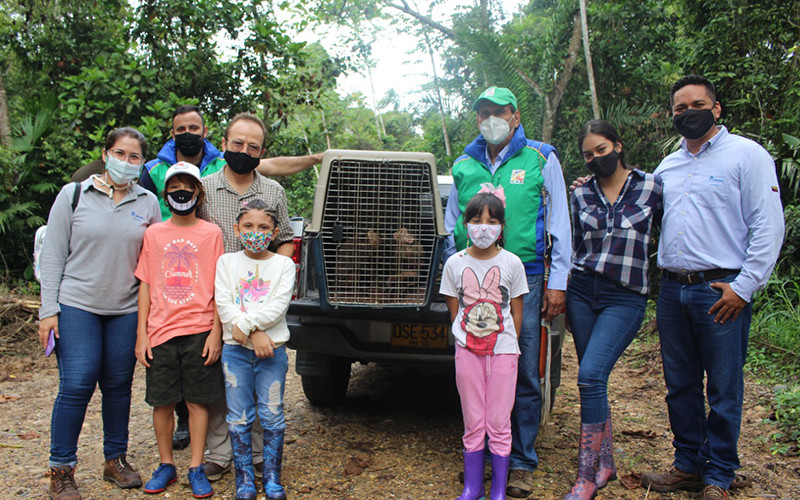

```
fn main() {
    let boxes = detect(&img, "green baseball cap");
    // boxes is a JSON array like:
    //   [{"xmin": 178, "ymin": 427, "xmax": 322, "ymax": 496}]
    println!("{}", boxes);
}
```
[{"xmin": 473, "ymin": 86, "xmax": 518, "ymax": 111}]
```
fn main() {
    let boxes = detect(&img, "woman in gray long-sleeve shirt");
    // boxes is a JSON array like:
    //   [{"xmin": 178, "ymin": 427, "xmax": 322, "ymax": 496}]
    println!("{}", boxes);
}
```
[{"xmin": 37, "ymin": 127, "xmax": 160, "ymax": 498}]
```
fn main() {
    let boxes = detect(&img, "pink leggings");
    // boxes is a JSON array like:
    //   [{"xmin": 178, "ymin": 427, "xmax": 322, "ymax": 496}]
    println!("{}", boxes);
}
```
[{"xmin": 455, "ymin": 344, "xmax": 519, "ymax": 456}]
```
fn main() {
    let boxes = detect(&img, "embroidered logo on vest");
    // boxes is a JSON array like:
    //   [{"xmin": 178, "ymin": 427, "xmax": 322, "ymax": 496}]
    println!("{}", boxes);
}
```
[{"xmin": 510, "ymin": 169, "xmax": 526, "ymax": 184}]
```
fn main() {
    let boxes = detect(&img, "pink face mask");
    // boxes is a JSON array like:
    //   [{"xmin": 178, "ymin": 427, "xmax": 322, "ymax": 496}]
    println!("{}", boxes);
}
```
[{"xmin": 467, "ymin": 224, "xmax": 501, "ymax": 249}]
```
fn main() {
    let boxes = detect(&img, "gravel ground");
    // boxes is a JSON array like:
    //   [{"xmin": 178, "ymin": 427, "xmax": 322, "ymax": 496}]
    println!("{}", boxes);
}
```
[{"xmin": 1, "ymin": 337, "xmax": 799, "ymax": 499}]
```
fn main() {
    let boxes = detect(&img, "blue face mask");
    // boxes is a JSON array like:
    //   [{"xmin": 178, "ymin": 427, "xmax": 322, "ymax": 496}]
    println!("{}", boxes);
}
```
[{"xmin": 105, "ymin": 155, "xmax": 140, "ymax": 184}]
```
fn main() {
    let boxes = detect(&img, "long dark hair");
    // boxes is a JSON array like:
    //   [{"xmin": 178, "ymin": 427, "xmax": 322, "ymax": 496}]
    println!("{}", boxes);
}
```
[
  {"xmin": 463, "ymin": 192, "xmax": 505, "ymax": 247},
  {"xmin": 577, "ymin": 120, "xmax": 626, "ymax": 168}
]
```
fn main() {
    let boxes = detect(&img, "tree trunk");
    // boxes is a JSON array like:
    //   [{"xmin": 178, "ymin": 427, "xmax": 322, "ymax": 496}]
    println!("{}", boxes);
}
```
[
  {"xmin": 0, "ymin": 71, "xmax": 11, "ymax": 148},
  {"xmin": 365, "ymin": 62, "xmax": 385, "ymax": 144},
  {"xmin": 541, "ymin": 12, "xmax": 583, "ymax": 143},
  {"xmin": 424, "ymin": 33, "xmax": 451, "ymax": 157},
  {"xmin": 320, "ymin": 108, "xmax": 332, "ymax": 150},
  {"xmin": 579, "ymin": 0, "xmax": 601, "ymax": 119}
]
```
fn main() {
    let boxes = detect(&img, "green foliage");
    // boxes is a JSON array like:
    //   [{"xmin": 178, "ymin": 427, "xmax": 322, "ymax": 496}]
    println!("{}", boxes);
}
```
[
  {"xmin": 0, "ymin": 94, "xmax": 61, "ymax": 276},
  {"xmin": 780, "ymin": 134, "xmax": 800, "ymax": 200},
  {"xmin": 769, "ymin": 385, "xmax": 800, "ymax": 456}
]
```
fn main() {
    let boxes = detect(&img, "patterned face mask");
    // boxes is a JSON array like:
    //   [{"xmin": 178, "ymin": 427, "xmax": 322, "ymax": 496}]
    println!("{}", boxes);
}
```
[
  {"xmin": 239, "ymin": 230, "xmax": 274, "ymax": 253},
  {"xmin": 467, "ymin": 223, "xmax": 502, "ymax": 249}
]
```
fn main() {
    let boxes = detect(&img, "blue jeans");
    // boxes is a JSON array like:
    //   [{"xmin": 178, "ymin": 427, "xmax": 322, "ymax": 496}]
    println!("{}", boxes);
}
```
[
  {"xmin": 566, "ymin": 271, "xmax": 647, "ymax": 423},
  {"xmin": 656, "ymin": 273, "xmax": 751, "ymax": 490},
  {"xmin": 50, "ymin": 304, "xmax": 138, "ymax": 467},
  {"xmin": 222, "ymin": 344, "xmax": 288, "ymax": 433},
  {"xmin": 509, "ymin": 274, "xmax": 544, "ymax": 471}
]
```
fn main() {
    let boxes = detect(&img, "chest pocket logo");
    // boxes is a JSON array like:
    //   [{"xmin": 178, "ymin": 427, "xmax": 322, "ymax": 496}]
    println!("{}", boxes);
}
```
[
  {"xmin": 696, "ymin": 174, "xmax": 729, "ymax": 209},
  {"xmin": 510, "ymin": 169, "xmax": 525, "ymax": 184}
]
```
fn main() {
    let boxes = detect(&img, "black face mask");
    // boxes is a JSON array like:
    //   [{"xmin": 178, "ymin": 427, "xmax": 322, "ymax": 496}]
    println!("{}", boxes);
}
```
[
  {"xmin": 586, "ymin": 150, "xmax": 620, "ymax": 178},
  {"xmin": 673, "ymin": 108, "xmax": 716, "ymax": 140},
  {"xmin": 174, "ymin": 132, "xmax": 204, "ymax": 157},
  {"xmin": 224, "ymin": 150, "xmax": 260, "ymax": 175},
  {"xmin": 166, "ymin": 189, "xmax": 197, "ymax": 215}
]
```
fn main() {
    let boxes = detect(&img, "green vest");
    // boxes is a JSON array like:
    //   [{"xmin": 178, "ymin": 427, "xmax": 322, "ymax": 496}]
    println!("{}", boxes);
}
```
[
  {"xmin": 150, "ymin": 157, "xmax": 226, "ymax": 220},
  {"xmin": 453, "ymin": 147, "xmax": 545, "ymax": 263}
]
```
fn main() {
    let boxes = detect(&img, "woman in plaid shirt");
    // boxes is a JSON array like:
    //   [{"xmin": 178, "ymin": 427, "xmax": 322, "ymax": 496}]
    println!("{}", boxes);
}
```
[{"xmin": 563, "ymin": 120, "xmax": 662, "ymax": 500}]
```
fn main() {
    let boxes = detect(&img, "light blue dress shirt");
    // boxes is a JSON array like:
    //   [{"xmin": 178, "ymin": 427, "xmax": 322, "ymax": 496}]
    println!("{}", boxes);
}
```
[
  {"xmin": 655, "ymin": 126, "xmax": 785, "ymax": 302},
  {"xmin": 444, "ymin": 147, "xmax": 571, "ymax": 291}
]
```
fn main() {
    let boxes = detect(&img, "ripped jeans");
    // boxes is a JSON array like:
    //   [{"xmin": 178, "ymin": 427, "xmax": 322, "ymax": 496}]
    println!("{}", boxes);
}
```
[{"xmin": 221, "ymin": 344, "xmax": 287, "ymax": 435}]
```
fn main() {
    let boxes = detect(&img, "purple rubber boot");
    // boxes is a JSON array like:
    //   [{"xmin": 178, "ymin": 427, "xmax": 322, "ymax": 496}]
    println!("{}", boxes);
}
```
[
  {"xmin": 489, "ymin": 453, "xmax": 510, "ymax": 500},
  {"xmin": 457, "ymin": 449, "xmax": 485, "ymax": 500}
]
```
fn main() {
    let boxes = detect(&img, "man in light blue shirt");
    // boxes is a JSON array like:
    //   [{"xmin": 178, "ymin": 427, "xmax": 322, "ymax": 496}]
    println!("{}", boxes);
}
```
[
  {"xmin": 642, "ymin": 75, "xmax": 784, "ymax": 500},
  {"xmin": 444, "ymin": 86, "xmax": 571, "ymax": 498}
]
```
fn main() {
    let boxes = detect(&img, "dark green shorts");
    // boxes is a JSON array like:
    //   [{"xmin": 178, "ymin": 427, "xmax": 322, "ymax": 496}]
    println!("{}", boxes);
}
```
[{"xmin": 145, "ymin": 331, "xmax": 225, "ymax": 407}]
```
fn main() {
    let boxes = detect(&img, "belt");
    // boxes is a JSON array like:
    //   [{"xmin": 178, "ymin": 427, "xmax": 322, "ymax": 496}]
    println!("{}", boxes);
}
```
[{"xmin": 663, "ymin": 268, "xmax": 739, "ymax": 285}]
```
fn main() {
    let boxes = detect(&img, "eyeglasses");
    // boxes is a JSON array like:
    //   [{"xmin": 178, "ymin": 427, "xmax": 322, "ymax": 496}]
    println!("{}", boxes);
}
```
[
  {"xmin": 108, "ymin": 148, "xmax": 143, "ymax": 165},
  {"xmin": 227, "ymin": 139, "xmax": 262, "ymax": 157}
]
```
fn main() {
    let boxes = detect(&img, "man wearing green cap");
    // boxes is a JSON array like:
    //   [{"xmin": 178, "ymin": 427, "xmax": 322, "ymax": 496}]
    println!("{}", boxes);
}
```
[{"xmin": 444, "ymin": 86, "xmax": 571, "ymax": 498}]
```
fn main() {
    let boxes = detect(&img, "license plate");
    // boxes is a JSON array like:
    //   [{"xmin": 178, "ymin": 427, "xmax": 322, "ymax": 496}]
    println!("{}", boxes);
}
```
[{"xmin": 391, "ymin": 323, "xmax": 449, "ymax": 348}]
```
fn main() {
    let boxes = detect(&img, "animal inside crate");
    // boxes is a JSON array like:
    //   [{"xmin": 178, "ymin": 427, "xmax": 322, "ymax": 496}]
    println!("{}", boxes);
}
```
[{"xmin": 305, "ymin": 150, "xmax": 449, "ymax": 310}]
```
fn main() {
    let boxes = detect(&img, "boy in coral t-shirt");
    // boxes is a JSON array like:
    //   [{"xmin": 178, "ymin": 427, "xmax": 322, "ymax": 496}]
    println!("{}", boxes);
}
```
[{"xmin": 134, "ymin": 162, "xmax": 225, "ymax": 498}]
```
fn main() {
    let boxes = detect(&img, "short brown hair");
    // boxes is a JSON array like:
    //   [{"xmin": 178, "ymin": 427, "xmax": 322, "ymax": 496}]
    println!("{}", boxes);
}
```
[{"xmin": 224, "ymin": 113, "xmax": 267, "ymax": 149}]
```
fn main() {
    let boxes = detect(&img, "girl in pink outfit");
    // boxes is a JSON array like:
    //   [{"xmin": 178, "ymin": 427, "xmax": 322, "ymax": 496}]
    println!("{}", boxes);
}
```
[{"xmin": 440, "ymin": 188, "xmax": 529, "ymax": 500}]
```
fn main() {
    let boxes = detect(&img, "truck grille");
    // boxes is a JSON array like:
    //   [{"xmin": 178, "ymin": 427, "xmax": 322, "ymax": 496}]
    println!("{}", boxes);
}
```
[{"xmin": 319, "ymin": 159, "xmax": 438, "ymax": 306}]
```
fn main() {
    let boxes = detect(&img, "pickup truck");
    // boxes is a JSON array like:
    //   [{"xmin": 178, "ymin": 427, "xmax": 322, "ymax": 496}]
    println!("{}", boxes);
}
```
[{"xmin": 286, "ymin": 149, "xmax": 564, "ymax": 416}]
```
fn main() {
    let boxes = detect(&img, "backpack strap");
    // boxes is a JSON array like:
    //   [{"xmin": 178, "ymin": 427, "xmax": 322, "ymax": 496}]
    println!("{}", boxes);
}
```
[{"xmin": 71, "ymin": 182, "xmax": 81, "ymax": 211}]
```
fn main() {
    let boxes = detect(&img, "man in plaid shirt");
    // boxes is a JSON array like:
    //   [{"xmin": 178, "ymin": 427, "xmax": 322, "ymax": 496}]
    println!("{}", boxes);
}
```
[{"xmin": 197, "ymin": 113, "xmax": 294, "ymax": 482}]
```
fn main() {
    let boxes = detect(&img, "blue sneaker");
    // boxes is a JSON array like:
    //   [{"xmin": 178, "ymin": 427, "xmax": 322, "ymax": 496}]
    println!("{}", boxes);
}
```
[
  {"xmin": 188, "ymin": 464, "xmax": 214, "ymax": 498},
  {"xmin": 144, "ymin": 463, "xmax": 177, "ymax": 494}
]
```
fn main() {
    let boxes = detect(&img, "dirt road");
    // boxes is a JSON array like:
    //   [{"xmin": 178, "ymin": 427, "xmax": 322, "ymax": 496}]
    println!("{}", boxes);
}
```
[{"xmin": 1, "ymin": 336, "xmax": 798, "ymax": 499}]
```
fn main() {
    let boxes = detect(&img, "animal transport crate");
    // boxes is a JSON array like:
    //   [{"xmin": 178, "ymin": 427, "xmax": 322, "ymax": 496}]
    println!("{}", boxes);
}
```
[{"xmin": 304, "ymin": 150, "xmax": 449, "ymax": 310}]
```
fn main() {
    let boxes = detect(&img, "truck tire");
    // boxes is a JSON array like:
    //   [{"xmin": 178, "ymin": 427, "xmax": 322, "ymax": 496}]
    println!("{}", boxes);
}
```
[{"xmin": 296, "ymin": 351, "xmax": 351, "ymax": 406}]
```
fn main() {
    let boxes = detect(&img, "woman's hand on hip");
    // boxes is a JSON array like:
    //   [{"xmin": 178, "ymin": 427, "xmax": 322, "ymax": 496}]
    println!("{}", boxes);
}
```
[{"xmin": 38, "ymin": 316, "xmax": 59, "ymax": 349}]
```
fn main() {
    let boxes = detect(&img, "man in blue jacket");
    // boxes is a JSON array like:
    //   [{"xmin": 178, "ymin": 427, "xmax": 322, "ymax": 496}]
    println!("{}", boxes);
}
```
[{"xmin": 444, "ymin": 86, "xmax": 571, "ymax": 498}]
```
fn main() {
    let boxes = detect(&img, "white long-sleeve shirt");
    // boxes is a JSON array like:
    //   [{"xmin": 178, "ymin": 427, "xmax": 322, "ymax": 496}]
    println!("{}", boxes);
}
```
[{"xmin": 214, "ymin": 251, "xmax": 295, "ymax": 348}]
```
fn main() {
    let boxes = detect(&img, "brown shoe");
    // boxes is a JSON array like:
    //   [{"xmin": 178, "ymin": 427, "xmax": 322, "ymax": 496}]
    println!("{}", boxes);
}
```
[
  {"xmin": 506, "ymin": 469, "xmax": 533, "ymax": 498},
  {"xmin": 702, "ymin": 484, "xmax": 730, "ymax": 499},
  {"xmin": 49, "ymin": 465, "xmax": 81, "ymax": 500},
  {"xmin": 102, "ymin": 454, "xmax": 142, "ymax": 489},
  {"xmin": 203, "ymin": 461, "xmax": 231, "ymax": 482},
  {"xmin": 641, "ymin": 466, "xmax": 703, "ymax": 492}
]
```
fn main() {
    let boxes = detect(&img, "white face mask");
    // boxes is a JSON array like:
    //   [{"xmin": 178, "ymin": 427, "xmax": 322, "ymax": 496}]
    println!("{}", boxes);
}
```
[
  {"xmin": 467, "ymin": 223, "xmax": 502, "ymax": 249},
  {"xmin": 105, "ymin": 155, "xmax": 140, "ymax": 184},
  {"xmin": 479, "ymin": 115, "xmax": 512, "ymax": 145}
]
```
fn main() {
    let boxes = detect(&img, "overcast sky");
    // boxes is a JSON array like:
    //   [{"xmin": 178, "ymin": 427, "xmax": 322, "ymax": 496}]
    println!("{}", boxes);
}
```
[{"xmin": 287, "ymin": 0, "xmax": 527, "ymax": 110}]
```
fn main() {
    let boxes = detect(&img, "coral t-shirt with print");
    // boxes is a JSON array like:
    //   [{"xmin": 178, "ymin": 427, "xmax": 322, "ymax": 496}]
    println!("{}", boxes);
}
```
[
  {"xmin": 135, "ymin": 218, "xmax": 224, "ymax": 348},
  {"xmin": 440, "ymin": 248, "xmax": 529, "ymax": 355}
]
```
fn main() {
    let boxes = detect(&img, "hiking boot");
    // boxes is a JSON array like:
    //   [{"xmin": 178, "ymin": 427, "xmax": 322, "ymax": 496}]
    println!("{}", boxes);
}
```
[
  {"xmin": 49, "ymin": 465, "xmax": 81, "ymax": 500},
  {"xmin": 507, "ymin": 469, "xmax": 534, "ymax": 498},
  {"xmin": 172, "ymin": 425, "xmax": 190, "ymax": 450},
  {"xmin": 702, "ymin": 485, "xmax": 730, "ymax": 499},
  {"xmin": 102, "ymin": 453, "xmax": 142, "ymax": 489},
  {"xmin": 641, "ymin": 466, "xmax": 703, "ymax": 492},
  {"xmin": 203, "ymin": 461, "xmax": 231, "ymax": 482}
]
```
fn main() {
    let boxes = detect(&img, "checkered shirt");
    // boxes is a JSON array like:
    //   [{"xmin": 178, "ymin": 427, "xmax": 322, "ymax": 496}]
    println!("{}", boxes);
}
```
[
  {"xmin": 198, "ymin": 169, "xmax": 293, "ymax": 253},
  {"xmin": 570, "ymin": 169, "xmax": 662, "ymax": 295}
]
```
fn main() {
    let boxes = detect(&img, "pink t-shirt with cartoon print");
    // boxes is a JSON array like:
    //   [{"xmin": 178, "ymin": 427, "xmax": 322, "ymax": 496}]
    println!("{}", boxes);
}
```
[
  {"xmin": 440, "ymin": 248, "xmax": 529, "ymax": 355},
  {"xmin": 135, "ymin": 218, "xmax": 224, "ymax": 348}
]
